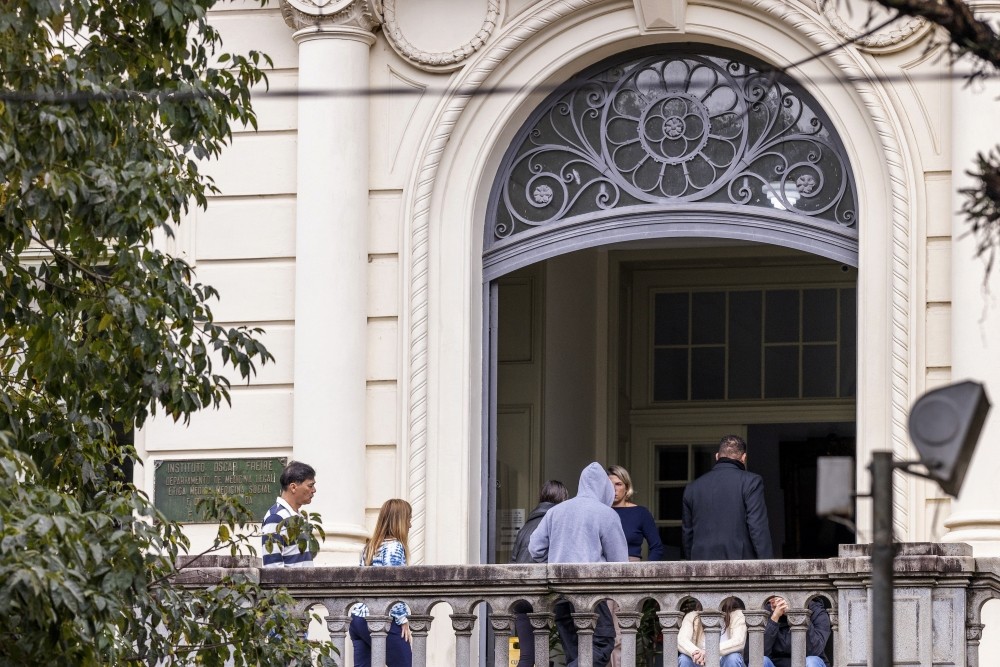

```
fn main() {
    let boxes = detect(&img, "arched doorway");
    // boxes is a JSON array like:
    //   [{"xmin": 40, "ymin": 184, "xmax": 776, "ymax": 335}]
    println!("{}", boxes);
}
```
[{"xmin": 484, "ymin": 45, "xmax": 858, "ymax": 562}]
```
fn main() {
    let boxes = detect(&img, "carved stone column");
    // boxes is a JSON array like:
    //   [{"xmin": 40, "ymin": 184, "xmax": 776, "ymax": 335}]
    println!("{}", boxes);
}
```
[
  {"xmin": 967, "ymin": 622, "xmax": 984, "ymax": 667},
  {"xmin": 743, "ymin": 610, "xmax": 769, "ymax": 667},
  {"xmin": 407, "ymin": 614, "xmax": 434, "ymax": 667},
  {"xmin": 280, "ymin": 0, "xmax": 380, "ymax": 562},
  {"xmin": 490, "ymin": 613, "xmax": 514, "ymax": 667},
  {"xmin": 657, "ymin": 611, "xmax": 685, "ymax": 666},
  {"xmin": 450, "ymin": 613, "xmax": 477, "ymax": 667},
  {"xmin": 323, "ymin": 613, "xmax": 350, "ymax": 659},
  {"xmin": 944, "ymin": 0, "xmax": 1000, "ymax": 557},
  {"xmin": 528, "ymin": 611, "xmax": 554, "ymax": 667},
  {"xmin": 787, "ymin": 609, "xmax": 810, "ymax": 667},
  {"xmin": 571, "ymin": 611, "xmax": 597, "ymax": 666},
  {"xmin": 699, "ymin": 610, "xmax": 723, "ymax": 667},
  {"xmin": 615, "ymin": 610, "xmax": 642, "ymax": 667},
  {"xmin": 364, "ymin": 614, "xmax": 391, "ymax": 667},
  {"xmin": 828, "ymin": 608, "xmax": 838, "ymax": 667}
]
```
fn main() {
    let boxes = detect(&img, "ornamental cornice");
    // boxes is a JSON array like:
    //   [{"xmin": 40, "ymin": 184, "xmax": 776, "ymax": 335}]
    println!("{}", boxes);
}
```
[
  {"xmin": 280, "ymin": 0, "xmax": 381, "ymax": 34},
  {"xmin": 819, "ymin": 0, "xmax": 930, "ymax": 53},
  {"xmin": 381, "ymin": 0, "xmax": 501, "ymax": 72}
]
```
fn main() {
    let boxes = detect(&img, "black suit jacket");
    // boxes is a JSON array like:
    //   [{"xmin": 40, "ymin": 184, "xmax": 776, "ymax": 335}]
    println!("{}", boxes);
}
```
[{"xmin": 681, "ymin": 458, "xmax": 774, "ymax": 560}]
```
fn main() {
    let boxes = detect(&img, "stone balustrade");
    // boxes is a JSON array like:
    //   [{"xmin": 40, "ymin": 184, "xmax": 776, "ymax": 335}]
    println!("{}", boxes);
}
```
[{"xmin": 176, "ymin": 543, "xmax": 1000, "ymax": 667}]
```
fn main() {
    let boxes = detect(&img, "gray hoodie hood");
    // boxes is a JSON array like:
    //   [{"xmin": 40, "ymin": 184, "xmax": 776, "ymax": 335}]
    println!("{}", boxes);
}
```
[
  {"xmin": 578, "ymin": 461, "xmax": 614, "ymax": 507},
  {"xmin": 527, "ymin": 461, "xmax": 628, "ymax": 564}
]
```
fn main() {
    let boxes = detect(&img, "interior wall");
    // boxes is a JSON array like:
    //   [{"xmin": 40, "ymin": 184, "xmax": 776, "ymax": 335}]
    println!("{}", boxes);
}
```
[{"xmin": 543, "ymin": 250, "xmax": 601, "ymax": 493}]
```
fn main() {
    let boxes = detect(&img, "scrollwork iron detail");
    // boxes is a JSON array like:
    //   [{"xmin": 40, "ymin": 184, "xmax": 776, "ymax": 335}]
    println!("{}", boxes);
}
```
[{"xmin": 491, "ymin": 49, "xmax": 857, "ymax": 245}]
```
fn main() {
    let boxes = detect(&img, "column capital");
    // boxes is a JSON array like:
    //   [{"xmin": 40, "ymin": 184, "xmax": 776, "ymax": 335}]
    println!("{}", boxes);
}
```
[
  {"xmin": 281, "ymin": 0, "xmax": 381, "ymax": 40},
  {"xmin": 450, "ymin": 612, "xmax": 477, "ymax": 635},
  {"xmin": 406, "ymin": 614, "xmax": 434, "ymax": 636}
]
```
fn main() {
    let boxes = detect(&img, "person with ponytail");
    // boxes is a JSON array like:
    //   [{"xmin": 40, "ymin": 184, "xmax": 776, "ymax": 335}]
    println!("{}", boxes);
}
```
[{"xmin": 349, "ymin": 499, "xmax": 413, "ymax": 667}]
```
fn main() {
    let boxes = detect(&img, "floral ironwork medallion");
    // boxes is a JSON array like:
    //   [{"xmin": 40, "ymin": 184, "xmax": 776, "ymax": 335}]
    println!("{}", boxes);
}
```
[{"xmin": 491, "ymin": 48, "xmax": 857, "ymax": 246}]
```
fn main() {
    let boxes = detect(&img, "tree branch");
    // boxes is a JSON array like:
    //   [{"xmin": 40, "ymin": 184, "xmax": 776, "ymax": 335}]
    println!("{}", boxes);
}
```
[{"xmin": 874, "ymin": 0, "xmax": 1000, "ymax": 68}]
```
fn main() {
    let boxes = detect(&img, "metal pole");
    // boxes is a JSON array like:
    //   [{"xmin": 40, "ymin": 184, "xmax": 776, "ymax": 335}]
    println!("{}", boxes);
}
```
[{"xmin": 871, "ymin": 452, "xmax": 895, "ymax": 667}]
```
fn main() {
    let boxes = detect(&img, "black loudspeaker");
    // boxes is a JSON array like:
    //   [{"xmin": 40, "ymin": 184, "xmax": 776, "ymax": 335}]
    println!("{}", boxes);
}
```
[{"xmin": 908, "ymin": 381, "xmax": 991, "ymax": 497}]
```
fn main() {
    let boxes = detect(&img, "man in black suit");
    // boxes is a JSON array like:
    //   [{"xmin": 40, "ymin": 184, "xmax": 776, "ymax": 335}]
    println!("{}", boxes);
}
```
[{"xmin": 682, "ymin": 434, "xmax": 774, "ymax": 560}]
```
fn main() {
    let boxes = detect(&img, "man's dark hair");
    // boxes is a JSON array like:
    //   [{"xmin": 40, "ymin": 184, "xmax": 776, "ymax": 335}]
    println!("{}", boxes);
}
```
[
  {"xmin": 280, "ymin": 461, "xmax": 316, "ymax": 490},
  {"xmin": 718, "ymin": 434, "xmax": 747, "ymax": 459},
  {"xmin": 539, "ymin": 479, "xmax": 569, "ymax": 504}
]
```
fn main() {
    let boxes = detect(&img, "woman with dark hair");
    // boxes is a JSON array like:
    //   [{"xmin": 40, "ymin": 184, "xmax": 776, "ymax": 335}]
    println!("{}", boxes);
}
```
[
  {"xmin": 349, "ymin": 499, "xmax": 413, "ymax": 667},
  {"xmin": 509, "ymin": 480, "xmax": 569, "ymax": 667},
  {"xmin": 511, "ymin": 480, "xmax": 569, "ymax": 563},
  {"xmin": 677, "ymin": 597, "xmax": 747, "ymax": 667}
]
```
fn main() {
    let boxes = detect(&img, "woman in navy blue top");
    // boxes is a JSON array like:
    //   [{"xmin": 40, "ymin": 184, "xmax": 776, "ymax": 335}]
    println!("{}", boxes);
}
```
[{"xmin": 607, "ymin": 465, "xmax": 664, "ymax": 561}]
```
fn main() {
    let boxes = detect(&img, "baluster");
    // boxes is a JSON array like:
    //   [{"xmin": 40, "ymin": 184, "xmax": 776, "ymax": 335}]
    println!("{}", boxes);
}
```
[
  {"xmin": 528, "ymin": 611, "xmax": 553, "ymax": 667},
  {"xmin": 365, "ymin": 614, "xmax": 391, "ymax": 667},
  {"xmin": 827, "ymin": 608, "xmax": 839, "ymax": 667},
  {"xmin": 616, "ymin": 610, "xmax": 641, "ymax": 667},
  {"xmin": 700, "ymin": 610, "xmax": 723, "ymax": 667},
  {"xmin": 743, "ymin": 610, "xmax": 769, "ymax": 667},
  {"xmin": 967, "ymin": 623, "xmax": 984, "ymax": 667},
  {"xmin": 657, "ymin": 611, "xmax": 685, "ymax": 667},
  {"xmin": 491, "ymin": 613, "xmax": 514, "ymax": 667},
  {"xmin": 451, "ymin": 612, "xmax": 478, "ymax": 667},
  {"xmin": 324, "ymin": 614, "xmax": 349, "ymax": 661},
  {"xmin": 787, "ymin": 608, "xmax": 810, "ymax": 667},
  {"xmin": 572, "ymin": 610, "xmax": 597, "ymax": 667},
  {"xmin": 408, "ymin": 614, "xmax": 433, "ymax": 667}
]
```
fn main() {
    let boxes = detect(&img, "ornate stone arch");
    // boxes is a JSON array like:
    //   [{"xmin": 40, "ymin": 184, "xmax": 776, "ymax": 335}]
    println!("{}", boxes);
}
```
[{"xmin": 402, "ymin": 0, "xmax": 915, "ymax": 562}]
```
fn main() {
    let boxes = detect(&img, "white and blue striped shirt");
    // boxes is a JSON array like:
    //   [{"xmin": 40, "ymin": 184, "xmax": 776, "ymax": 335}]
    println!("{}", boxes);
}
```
[{"xmin": 261, "ymin": 497, "xmax": 314, "ymax": 567}]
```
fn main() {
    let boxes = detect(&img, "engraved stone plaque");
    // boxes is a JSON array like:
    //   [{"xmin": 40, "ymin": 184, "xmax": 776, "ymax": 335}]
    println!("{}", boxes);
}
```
[{"xmin": 153, "ymin": 457, "xmax": 287, "ymax": 523}]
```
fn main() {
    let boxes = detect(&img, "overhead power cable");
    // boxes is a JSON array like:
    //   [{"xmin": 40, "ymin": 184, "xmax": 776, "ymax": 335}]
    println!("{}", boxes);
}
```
[{"xmin": 0, "ymin": 11, "xmax": 995, "ymax": 105}]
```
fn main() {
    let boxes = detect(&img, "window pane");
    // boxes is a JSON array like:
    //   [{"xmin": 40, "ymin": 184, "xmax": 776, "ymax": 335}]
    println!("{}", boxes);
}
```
[
  {"xmin": 653, "ymin": 348, "xmax": 688, "ymax": 401},
  {"xmin": 728, "ymin": 290, "xmax": 762, "ymax": 399},
  {"xmin": 691, "ymin": 292, "xmax": 725, "ymax": 344},
  {"xmin": 803, "ymin": 289, "xmax": 837, "ymax": 342},
  {"xmin": 840, "ymin": 288, "xmax": 857, "ymax": 397},
  {"xmin": 691, "ymin": 347, "xmax": 725, "ymax": 400},
  {"xmin": 693, "ymin": 445, "xmax": 717, "ymax": 477},
  {"xmin": 657, "ymin": 487, "xmax": 684, "ymax": 521},
  {"xmin": 765, "ymin": 290, "xmax": 799, "ymax": 343},
  {"xmin": 803, "ymin": 345, "xmax": 837, "ymax": 397},
  {"xmin": 655, "ymin": 292, "xmax": 689, "ymax": 345},
  {"xmin": 657, "ymin": 447, "xmax": 688, "ymax": 481},
  {"xmin": 765, "ymin": 346, "xmax": 799, "ymax": 398}
]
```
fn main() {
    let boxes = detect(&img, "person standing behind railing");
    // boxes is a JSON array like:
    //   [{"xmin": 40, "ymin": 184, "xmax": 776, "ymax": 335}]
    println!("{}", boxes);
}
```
[
  {"xmin": 607, "ymin": 464, "xmax": 663, "ymax": 667},
  {"xmin": 349, "ymin": 499, "xmax": 413, "ymax": 667},
  {"xmin": 677, "ymin": 597, "xmax": 746, "ymax": 667},
  {"xmin": 681, "ymin": 435, "xmax": 773, "ymax": 561},
  {"xmin": 608, "ymin": 465, "xmax": 663, "ymax": 561},
  {"xmin": 509, "ymin": 480, "xmax": 570, "ymax": 667},
  {"xmin": 529, "ymin": 462, "xmax": 629, "ymax": 667}
]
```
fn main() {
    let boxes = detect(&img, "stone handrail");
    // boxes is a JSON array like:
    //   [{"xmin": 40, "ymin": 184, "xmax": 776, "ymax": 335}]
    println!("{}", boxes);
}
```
[{"xmin": 176, "ymin": 543, "xmax": 1000, "ymax": 667}]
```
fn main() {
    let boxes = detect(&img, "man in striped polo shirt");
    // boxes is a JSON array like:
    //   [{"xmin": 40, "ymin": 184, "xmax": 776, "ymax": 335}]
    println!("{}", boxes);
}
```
[{"xmin": 261, "ymin": 461, "xmax": 318, "ymax": 567}]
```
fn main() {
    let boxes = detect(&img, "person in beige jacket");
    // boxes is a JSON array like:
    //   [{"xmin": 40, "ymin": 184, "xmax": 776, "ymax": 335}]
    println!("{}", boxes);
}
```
[{"xmin": 677, "ymin": 597, "xmax": 746, "ymax": 667}]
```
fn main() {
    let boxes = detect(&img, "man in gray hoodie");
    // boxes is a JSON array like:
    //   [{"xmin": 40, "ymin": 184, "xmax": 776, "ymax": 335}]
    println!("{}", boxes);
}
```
[{"xmin": 529, "ymin": 462, "xmax": 629, "ymax": 667}]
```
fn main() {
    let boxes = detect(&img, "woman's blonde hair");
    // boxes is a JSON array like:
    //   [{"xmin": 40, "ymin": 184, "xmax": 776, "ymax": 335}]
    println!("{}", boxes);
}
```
[
  {"xmin": 363, "ymin": 498, "xmax": 412, "ymax": 565},
  {"xmin": 606, "ymin": 464, "xmax": 634, "ymax": 502}
]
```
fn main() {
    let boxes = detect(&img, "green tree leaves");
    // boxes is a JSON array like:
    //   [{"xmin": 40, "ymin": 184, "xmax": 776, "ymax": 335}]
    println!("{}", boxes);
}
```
[{"xmin": 0, "ymin": 1, "xmax": 332, "ymax": 664}]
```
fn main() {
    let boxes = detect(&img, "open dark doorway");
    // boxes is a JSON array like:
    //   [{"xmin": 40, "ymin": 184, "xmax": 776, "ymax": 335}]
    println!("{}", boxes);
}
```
[{"xmin": 747, "ymin": 423, "xmax": 856, "ymax": 559}]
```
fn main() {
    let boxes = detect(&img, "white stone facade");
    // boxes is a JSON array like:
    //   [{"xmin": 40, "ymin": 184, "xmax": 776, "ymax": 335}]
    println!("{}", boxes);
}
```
[{"xmin": 137, "ymin": 0, "xmax": 1000, "ymax": 659}]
